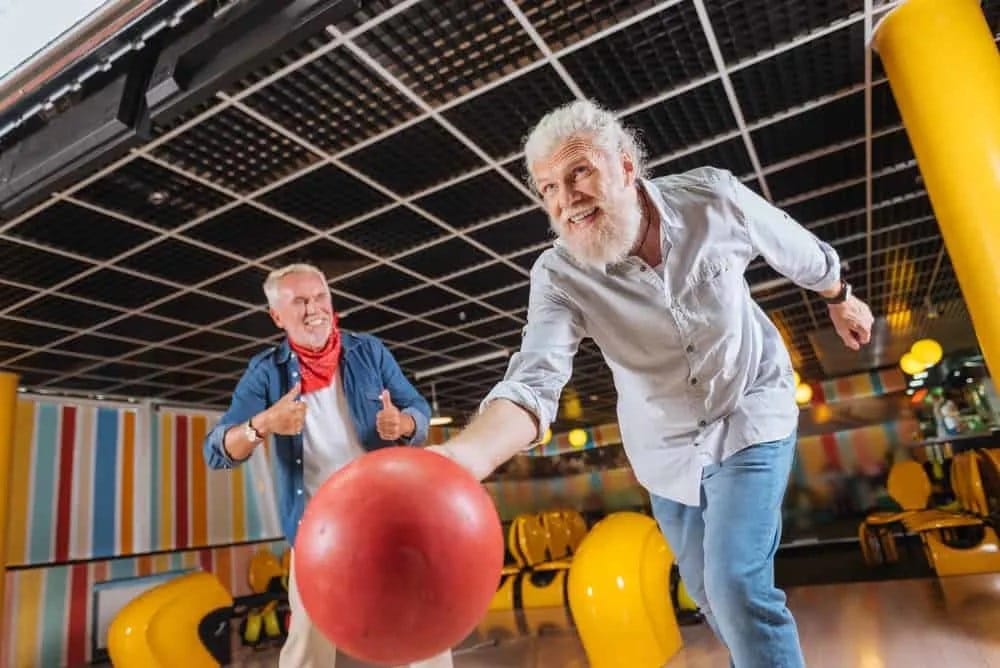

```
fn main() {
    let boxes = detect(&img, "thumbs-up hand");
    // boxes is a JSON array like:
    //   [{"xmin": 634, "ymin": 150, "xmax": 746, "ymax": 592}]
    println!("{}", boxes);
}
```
[
  {"xmin": 375, "ymin": 390, "xmax": 414, "ymax": 441},
  {"xmin": 259, "ymin": 382, "xmax": 306, "ymax": 436}
]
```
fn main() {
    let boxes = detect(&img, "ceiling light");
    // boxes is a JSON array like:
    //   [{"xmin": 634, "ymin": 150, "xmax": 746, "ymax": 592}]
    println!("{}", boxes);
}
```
[{"xmin": 413, "ymin": 349, "xmax": 510, "ymax": 380}]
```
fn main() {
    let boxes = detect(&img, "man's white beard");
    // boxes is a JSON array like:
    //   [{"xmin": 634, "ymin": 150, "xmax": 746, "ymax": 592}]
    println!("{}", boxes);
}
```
[{"xmin": 553, "ymin": 189, "xmax": 643, "ymax": 269}]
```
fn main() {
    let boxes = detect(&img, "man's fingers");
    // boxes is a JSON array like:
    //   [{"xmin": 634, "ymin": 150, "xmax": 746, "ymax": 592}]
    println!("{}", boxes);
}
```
[{"xmin": 380, "ymin": 389, "xmax": 394, "ymax": 411}]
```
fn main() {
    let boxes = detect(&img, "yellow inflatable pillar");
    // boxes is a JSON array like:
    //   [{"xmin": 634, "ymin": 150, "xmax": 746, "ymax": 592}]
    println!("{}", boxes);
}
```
[
  {"xmin": 0, "ymin": 371, "xmax": 19, "ymax": 634},
  {"xmin": 872, "ymin": 0, "xmax": 1000, "ymax": 374},
  {"xmin": 567, "ymin": 512, "xmax": 682, "ymax": 668}
]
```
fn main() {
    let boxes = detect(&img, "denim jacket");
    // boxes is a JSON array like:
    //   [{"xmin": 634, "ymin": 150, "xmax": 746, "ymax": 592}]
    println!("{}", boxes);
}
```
[{"xmin": 203, "ymin": 331, "xmax": 431, "ymax": 545}]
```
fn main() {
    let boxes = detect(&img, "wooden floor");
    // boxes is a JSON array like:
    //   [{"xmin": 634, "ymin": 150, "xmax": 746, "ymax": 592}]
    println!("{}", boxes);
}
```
[{"xmin": 233, "ymin": 573, "xmax": 1000, "ymax": 667}]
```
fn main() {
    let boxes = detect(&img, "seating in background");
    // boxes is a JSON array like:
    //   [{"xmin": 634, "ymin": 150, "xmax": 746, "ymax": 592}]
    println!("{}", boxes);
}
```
[{"xmin": 859, "ymin": 448, "xmax": 1000, "ymax": 576}]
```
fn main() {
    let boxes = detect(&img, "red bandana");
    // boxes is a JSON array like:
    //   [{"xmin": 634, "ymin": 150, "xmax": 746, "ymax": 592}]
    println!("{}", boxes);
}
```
[{"xmin": 288, "ymin": 314, "xmax": 342, "ymax": 394}]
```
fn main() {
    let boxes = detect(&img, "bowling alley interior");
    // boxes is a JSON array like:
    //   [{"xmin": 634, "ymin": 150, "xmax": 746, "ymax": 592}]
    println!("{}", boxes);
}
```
[{"xmin": 2, "ymin": 0, "xmax": 1000, "ymax": 666}]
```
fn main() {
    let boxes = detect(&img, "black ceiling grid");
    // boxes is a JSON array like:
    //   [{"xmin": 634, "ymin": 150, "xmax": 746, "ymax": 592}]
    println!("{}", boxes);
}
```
[{"xmin": 0, "ymin": 0, "xmax": 984, "ymax": 430}]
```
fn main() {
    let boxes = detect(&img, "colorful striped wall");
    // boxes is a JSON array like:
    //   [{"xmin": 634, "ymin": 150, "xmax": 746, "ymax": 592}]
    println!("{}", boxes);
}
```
[
  {"xmin": 429, "ymin": 422, "xmax": 622, "ymax": 458},
  {"xmin": 6, "ymin": 398, "xmax": 282, "ymax": 567},
  {"xmin": 790, "ymin": 418, "xmax": 920, "ymax": 499},
  {"xmin": 1, "ymin": 540, "xmax": 285, "ymax": 668},
  {"xmin": 484, "ymin": 467, "xmax": 646, "ymax": 521},
  {"xmin": 478, "ymin": 419, "xmax": 920, "ymax": 522},
  {"xmin": 804, "ymin": 367, "xmax": 907, "ymax": 404}
]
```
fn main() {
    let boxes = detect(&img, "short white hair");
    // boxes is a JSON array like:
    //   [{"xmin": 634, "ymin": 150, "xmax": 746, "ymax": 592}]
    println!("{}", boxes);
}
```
[
  {"xmin": 522, "ymin": 99, "xmax": 648, "ymax": 191},
  {"xmin": 263, "ymin": 262, "xmax": 327, "ymax": 308}
]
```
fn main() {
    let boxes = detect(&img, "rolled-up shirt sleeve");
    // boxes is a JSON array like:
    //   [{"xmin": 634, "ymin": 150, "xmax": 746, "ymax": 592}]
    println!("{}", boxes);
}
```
[
  {"xmin": 728, "ymin": 172, "xmax": 841, "ymax": 292},
  {"xmin": 480, "ymin": 255, "xmax": 585, "ymax": 444}
]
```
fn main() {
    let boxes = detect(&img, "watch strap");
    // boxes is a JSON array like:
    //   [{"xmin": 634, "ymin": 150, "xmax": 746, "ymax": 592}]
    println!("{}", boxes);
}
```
[
  {"xmin": 824, "ymin": 280, "xmax": 851, "ymax": 305},
  {"xmin": 245, "ymin": 418, "xmax": 263, "ymax": 442}
]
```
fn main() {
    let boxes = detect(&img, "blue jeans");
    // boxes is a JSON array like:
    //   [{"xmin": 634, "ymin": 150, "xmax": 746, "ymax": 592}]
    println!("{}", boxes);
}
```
[{"xmin": 650, "ymin": 432, "xmax": 805, "ymax": 668}]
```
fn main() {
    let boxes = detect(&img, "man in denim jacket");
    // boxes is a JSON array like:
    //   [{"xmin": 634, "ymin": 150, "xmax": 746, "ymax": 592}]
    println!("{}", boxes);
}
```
[{"xmin": 203, "ymin": 262, "xmax": 450, "ymax": 668}]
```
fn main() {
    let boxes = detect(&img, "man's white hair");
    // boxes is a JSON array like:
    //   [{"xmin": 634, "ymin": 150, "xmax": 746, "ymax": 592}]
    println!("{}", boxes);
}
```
[
  {"xmin": 262, "ymin": 262, "xmax": 327, "ymax": 308},
  {"xmin": 522, "ymin": 99, "xmax": 648, "ymax": 191}
]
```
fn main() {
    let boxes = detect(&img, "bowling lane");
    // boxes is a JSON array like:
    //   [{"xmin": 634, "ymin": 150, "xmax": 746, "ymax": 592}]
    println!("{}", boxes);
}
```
[{"xmin": 232, "ymin": 573, "xmax": 1000, "ymax": 667}]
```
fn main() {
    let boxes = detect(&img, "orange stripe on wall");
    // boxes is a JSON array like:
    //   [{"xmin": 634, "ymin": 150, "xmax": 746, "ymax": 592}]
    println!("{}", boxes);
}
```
[
  {"xmin": 215, "ymin": 547, "xmax": 233, "ymax": 596},
  {"xmin": 3, "ymin": 571, "xmax": 17, "ymax": 668},
  {"xmin": 13, "ymin": 569, "xmax": 43, "ymax": 668},
  {"xmin": 190, "ymin": 416, "xmax": 208, "ymax": 547},
  {"xmin": 7, "ymin": 400, "xmax": 35, "ymax": 565},
  {"xmin": 153, "ymin": 553, "xmax": 171, "ymax": 573},
  {"xmin": 120, "ymin": 411, "xmax": 136, "ymax": 555},
  {"xmin": 137, "ymin": 554, "xmax": 152, "ymax": 577}
]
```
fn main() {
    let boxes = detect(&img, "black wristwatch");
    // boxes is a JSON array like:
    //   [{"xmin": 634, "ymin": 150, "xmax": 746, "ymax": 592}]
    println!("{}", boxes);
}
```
[{"xmin": 823, "ymin": 280, "xmax": 851, "ymax": 305}]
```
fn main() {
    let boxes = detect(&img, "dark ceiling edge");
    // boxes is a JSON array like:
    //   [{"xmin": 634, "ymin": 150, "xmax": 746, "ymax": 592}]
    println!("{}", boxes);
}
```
[
  {"xmin": 145, "ymin": 0, "xmax": 349, "ymax": 124},
  {"xmin": 0, "ymin": 0, "xmax": 361, "ymax": 219}
]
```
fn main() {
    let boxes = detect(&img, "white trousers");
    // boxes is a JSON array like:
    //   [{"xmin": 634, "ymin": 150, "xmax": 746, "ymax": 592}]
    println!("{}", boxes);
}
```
[{"xmin": 280, "ymin": 552, "xmax": 455, "ymax": 668}]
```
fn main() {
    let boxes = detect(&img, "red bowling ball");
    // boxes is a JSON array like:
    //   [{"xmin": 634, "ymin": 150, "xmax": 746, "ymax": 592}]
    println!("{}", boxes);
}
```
[{"xmin": 292, "ymin": 446, "xmax": 505, "ymax": 666}]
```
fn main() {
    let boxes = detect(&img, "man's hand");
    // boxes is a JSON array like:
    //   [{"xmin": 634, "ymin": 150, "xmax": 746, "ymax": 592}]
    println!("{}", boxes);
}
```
[
  {"xmin": 828, "ymin": 295, "xmax": 874, "ymax": 351},
  {"xmin": 376, "ymin": 390, "xmax": 415, "ymax": 441},
  {"xmin": 257, "ymin": 383, "xmax": 306, "ymax": 435}
]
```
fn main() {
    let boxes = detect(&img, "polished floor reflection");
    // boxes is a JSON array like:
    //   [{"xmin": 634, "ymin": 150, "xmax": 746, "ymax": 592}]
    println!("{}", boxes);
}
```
[{"xmin": 234, "ymin": 573, "xmax": 1000, "ymax": 667}]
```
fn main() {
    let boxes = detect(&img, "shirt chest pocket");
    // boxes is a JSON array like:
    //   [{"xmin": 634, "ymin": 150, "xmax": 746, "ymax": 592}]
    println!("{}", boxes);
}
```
[{"xmin": 683, "ymin": 257, "xmax": 737, "ymax": 313}]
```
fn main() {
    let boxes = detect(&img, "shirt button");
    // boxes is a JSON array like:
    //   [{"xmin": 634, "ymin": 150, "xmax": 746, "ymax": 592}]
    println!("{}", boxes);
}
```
[
  {"xmin": 296, "ymin": 489, "xmax": 303, "ymax": 495},
  {"xmin": 296, "ymin": 458, "xmax": 302, "ymax": 464},
  {"xmin": 698, "ymin": 420, "xmax": 707, "ymax": 427},
  {"xmin": 686, "ymin": 344, "xmax": 694, "ymax": 353},
  {"xmin": 690, "ymin": 377, "xmax": 698, "ymax": 385}
]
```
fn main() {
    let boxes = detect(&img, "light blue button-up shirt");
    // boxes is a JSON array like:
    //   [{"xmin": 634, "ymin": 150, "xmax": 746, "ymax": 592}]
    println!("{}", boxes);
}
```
[{"xmin": 482, "ymin": 167, "xmax": 841, "ymax": 506}]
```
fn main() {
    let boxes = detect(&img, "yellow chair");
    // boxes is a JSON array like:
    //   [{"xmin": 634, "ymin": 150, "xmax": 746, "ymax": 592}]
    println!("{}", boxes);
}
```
[
  {"xmin": 858, "ymin": 458, "xmax": 980, "ymax": 566},
  {"xmin": 247, "ymin": 548, "xmax": 284, "ymax": 594},
  {"xmin": 539, "ymin": 510, "xmax": 572, "ymax": 561},
  {"xmin": 486, "ymin": 515, "xmax": 551, "ymax": 612},
  {"xmin": 977, "ymin": 447, "xmax": 1000, "ymax": 515},
  {"xmin": 919, "ymin": 450, "xmax": 1000, "ymax": 576},
  {"xmin": 561, "ymin": 509, "xmax": 590, "ymax": 554},
  {"xmin": 567, "ymin": 512, "xmax": 683, "ymax": 668},
  {"xmin": 508, "ymin": 513, "xmax": 548, "ymax": 568},
  {"xmin": 107, "ymin": 571, "xmax": 234, "ymax": 668},
  {"xmin": 509, "ymin": 512, "xmax": 574, "ymax": 571},
  {"xmin": 482, "ymin": 513, "xmax": 579, "ymax": 636}
]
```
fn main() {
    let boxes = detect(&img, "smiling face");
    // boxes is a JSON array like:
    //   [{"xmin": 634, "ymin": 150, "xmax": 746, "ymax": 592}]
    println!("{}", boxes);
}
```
[
  {"xmin": 531, "ymin": 134, "xmax": 643, "ymax": 268},
  {"xmin": 268, "ymin": 270, "xmax": 334, "ymax": 350}
]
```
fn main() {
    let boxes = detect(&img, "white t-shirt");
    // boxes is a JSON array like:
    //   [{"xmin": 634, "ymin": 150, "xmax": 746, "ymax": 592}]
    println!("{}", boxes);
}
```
[{"xmin": 301, "ymin": 375, "xmax": 366, "ymax": 498}]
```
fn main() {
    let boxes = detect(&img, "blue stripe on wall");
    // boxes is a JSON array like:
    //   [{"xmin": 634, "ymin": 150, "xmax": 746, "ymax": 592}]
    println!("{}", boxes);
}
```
[
  {"xmin": 870, "ymin": 371, "xmax": 884, "ymax": 396},
  {"xmin": 110, "ymin": 557, "xmax": 135, "ymax": 581},
  {"xmin": 38, "ymin": 565, "xmax": 70, "ymax": 667},
  {"xmin": 92, "ymin": 408, "xmax": 119, "ymax": 558},
  {"xmin": 30, "ymin": 404, "xmax": 59, "ymax": 564},
  {"xmin": 243, "ymin": 457, "xmax": 262, "ymax": 539}
]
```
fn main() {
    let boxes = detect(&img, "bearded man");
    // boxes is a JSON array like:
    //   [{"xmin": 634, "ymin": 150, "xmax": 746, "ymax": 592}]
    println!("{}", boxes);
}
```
[{"xmin": 429, "ymin": 100, "xmax": 874, "ymax": 668}]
